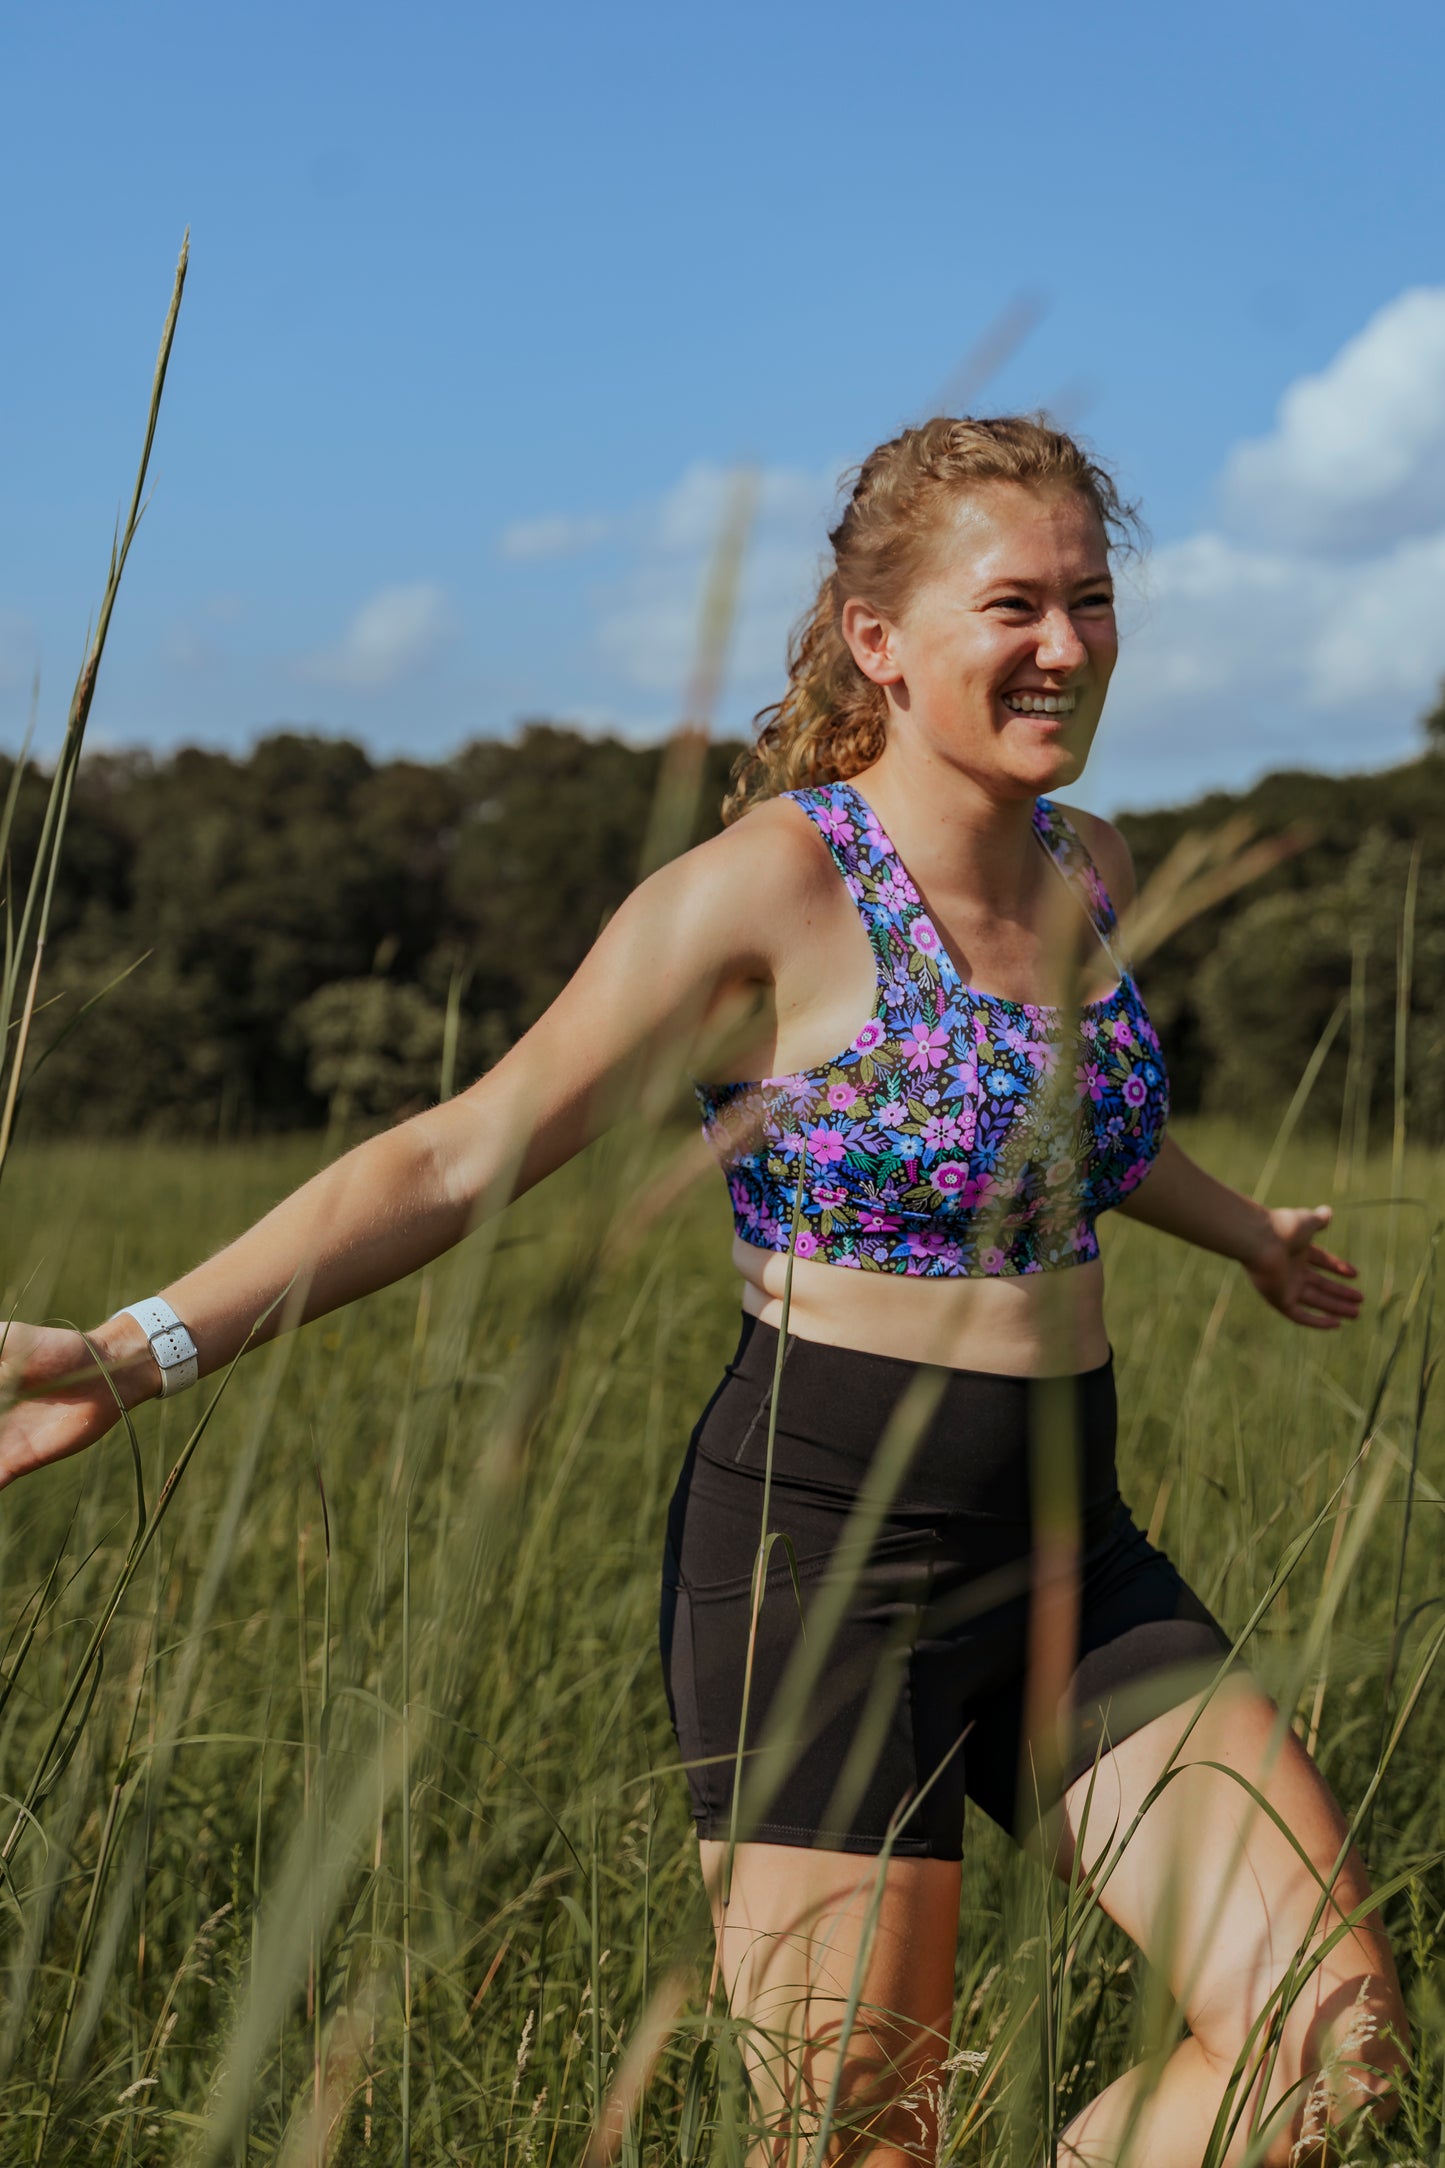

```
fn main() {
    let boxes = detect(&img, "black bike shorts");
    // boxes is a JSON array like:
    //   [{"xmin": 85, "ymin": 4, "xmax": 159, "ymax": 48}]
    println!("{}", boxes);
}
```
[{"xmin": 659, "ymin": 1315, "xmax": 1229, "ymax": 1860}]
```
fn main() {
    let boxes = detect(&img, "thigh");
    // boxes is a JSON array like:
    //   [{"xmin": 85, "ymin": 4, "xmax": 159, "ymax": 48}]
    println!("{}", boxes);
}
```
[
  {"xmin": 1059, "ymin": 1678, "xmax": 1400, "ymax": 2074},
  {"xmin": 664, "ymin": 1441, "xmax": 970, "ymax": 1856},
  {"xmin": 699, "ymin": 1836, "xmax": 960, "ymax": 2166}
]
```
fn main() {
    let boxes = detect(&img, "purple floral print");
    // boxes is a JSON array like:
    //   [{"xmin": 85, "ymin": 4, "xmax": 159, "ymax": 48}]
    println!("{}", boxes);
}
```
[{"xmin": 695, "ymin": 780, "xmax": 1169, "ymax": 1277}]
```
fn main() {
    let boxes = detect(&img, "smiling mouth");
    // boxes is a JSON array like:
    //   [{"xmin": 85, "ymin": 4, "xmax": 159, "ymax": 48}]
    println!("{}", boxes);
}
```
[{"xmin": 1001, "ymin": 690, "xmax": 1077, "ymax": 716}]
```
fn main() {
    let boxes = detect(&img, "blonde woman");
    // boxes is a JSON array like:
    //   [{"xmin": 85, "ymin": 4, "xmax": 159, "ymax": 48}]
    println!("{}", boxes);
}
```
[{"xmin": 1, "ymin": 419, "xmax": 1407, "ymax": 2164}]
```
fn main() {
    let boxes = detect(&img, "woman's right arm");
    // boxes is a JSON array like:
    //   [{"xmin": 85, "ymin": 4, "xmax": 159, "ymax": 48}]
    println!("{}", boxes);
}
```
[{"xmin": 0, "ymin": 814, "xmax": 789, "ymax": 1488}]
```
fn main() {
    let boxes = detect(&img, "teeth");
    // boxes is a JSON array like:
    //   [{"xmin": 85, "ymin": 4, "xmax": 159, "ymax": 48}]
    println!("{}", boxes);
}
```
[{"xmin": 1003, "ymin": 692, "xmax": 1075, "ymax": 715}]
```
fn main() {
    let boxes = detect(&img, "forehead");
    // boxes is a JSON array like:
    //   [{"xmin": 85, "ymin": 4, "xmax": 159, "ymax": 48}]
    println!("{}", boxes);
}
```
[{"xmin": 925, "ymin": 482, "xmax": 1110, "ymax": 586}]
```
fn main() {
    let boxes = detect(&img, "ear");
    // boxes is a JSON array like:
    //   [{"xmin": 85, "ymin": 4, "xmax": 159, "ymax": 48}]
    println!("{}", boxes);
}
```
[{"xmin": 840, "ymin": 597, "xmax": 903, "ymax": 688}]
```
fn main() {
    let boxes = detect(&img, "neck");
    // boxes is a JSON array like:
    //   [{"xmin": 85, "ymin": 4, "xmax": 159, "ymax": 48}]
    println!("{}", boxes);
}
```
[{"xmin": 849, "ymin": 738, "xmax": 1049, "ymax": 912}]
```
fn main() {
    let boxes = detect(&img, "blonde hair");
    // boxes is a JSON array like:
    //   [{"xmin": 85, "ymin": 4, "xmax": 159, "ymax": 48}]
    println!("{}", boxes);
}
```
[{"xmin": 722, "ymin": 414, "xmax": 1140, "ymax": 823}]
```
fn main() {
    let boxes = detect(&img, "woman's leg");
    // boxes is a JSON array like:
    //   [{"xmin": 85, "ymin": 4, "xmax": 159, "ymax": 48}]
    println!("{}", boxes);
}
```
[
  {"xmin": 698, "ymin": 1837, "xmax": 960, "ymax": 2167},
  {"xmin": 1054, "ymin": 1678, "xmax": 1409, "ymax": 2166}
]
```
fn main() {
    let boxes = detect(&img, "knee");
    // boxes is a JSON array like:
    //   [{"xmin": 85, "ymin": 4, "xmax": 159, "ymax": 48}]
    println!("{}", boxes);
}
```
[{"xmin": 1251, "ymin": 1969, "xmax": 1410, "ymax": 2167}]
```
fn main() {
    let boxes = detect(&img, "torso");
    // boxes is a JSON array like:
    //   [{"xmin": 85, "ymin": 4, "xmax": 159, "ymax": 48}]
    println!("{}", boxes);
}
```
[
  {"xmin": 731, "ymin": 1241, "xmax": 1111, "ymax": 1376},
  {"xmin": 695, "ymin": 778, "xmax": 1165, "ymax": 1377}
]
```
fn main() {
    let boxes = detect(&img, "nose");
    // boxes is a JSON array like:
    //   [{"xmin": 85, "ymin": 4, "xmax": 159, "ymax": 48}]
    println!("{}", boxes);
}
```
[{"xmin": 1035, "ymin": 607, "xmax": 1088, "ymax": 674}]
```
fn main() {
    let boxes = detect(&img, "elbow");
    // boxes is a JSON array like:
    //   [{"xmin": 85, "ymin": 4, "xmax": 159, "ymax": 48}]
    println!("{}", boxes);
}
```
[
  {"xmin": 417, "ymin": 1049, "xmax": 566, "ymax": 1229},
  {"xmin": 408, "ymin": 1095, "xmax": 496, "ymax": 1231}
]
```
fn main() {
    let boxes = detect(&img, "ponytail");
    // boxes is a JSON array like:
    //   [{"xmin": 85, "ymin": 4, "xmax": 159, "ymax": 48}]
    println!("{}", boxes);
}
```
[{"xmin": 721, "ymin": 574, "xmax": 886, "ymax": 822}]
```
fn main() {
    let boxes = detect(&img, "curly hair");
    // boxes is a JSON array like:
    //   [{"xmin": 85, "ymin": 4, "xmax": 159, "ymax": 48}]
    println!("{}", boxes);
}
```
[{"xmin": 722, "ymin": 414, "xmax": 1140, "ymax": 823}]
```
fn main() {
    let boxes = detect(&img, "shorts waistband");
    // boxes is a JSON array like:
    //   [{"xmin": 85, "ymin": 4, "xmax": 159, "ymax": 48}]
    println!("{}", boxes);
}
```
[
  {"xmin": 694, "ymin": 1313, "xmax": 1121, "ymax": 1521},
  {"xmin": 727, "ymin": 1311, "xmax": 1114, "ymax": 1390}
]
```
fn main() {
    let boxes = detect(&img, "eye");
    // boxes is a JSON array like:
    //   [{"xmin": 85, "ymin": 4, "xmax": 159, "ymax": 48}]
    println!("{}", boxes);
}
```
[{"xmin": 1075, "ymin": 589, "xmax": 1115, "ymax": 611}]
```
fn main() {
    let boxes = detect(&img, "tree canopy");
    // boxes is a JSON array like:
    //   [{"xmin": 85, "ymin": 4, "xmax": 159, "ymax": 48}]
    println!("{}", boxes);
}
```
[{"xmin": 7, "ymin": 722, "xmax": 1445, "ymax": 1143}]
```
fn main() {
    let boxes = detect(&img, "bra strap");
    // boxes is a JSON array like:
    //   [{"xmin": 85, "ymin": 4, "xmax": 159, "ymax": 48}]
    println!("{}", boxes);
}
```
[
  {"xmin": 784, "ymin": 782, "xmax": 902, "ymax": 965},
  {"xmin": 1032, "ymin": 798, "xmax": 1128, "ymax": 973}
]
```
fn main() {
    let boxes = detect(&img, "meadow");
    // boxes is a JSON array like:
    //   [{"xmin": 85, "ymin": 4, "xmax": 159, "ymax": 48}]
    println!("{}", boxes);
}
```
[{"xmin": 1, "ymin": 1115, "xmax": 1442, "ymax": 2164}]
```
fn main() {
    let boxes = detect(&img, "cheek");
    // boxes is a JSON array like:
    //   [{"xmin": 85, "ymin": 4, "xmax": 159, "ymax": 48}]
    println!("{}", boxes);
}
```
[
  {"xmin": 953, "ymin": 630, "xmax": 1021, "ymax": 687},
  {"xmin": 1084, "ymin": 625, "xmax": 1119, "ymax": 684},
  {"xmin": 911, "ymin": 642, "xmax": 995, "ymax": 700}
]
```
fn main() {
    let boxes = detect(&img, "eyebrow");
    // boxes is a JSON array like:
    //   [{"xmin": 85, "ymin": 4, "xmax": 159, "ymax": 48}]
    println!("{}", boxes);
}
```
[{"xmin": 976, "ymin": 572, "xmax": 1114, "ymax": 595}]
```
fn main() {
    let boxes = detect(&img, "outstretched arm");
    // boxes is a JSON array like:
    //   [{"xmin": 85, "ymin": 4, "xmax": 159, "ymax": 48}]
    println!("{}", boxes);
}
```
[
  {"xmin": 0, "ymin": 821, "xmax": 779, "ymax": 1486},
  {"xmin": 1114, "ymin": 1133, "xmax": 1362, "ymax": 1330}
]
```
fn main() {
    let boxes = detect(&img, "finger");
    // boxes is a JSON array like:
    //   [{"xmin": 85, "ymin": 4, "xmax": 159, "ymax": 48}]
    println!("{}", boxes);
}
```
[
  {"xmin": 1293, "ymin": 1289, "xmax": 1361, "ymax": 1324},
  {"xmin": 1300, "ymin": 1270, "xmax": 1363, "ymax": 1305},
  {"xmin": 1299, "ymin": 1289, "xmax": 1362, "ymax": 1321},
  {"xmin": 1303, "ymin": 1266, "xmax": 1363, "ymax": 1299},
  {"xmin": 1291, "ymin": 1202, "xmax": 1335, "ymax": 1237},
  {"xmin": 1305, "ymin": 1245, "xmax": 1358, "ymax": 1279}
]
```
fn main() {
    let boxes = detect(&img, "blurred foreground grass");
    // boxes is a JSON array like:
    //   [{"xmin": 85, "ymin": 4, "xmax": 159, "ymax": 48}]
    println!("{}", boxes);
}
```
[{"xmin": 2, "ymin": 1120, "xmax": 1443, "ymax": 2163}]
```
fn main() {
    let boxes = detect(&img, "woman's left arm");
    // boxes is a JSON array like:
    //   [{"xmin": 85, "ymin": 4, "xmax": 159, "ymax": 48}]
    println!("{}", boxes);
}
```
[
  {"xmin": 1066, "ymin": 804, "xmax": 1363, "ymax": 1333},
  {"xmin": 1114, "ymin": 1135, "xmax": 1363, "ymax": 1330}
]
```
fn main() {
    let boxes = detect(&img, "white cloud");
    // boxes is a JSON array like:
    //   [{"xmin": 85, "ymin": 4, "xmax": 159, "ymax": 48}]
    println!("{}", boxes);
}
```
[
  {"xmin": 596, "ymin": 459, "xmax": 833, "ymax": 707},
  {"xmin": 1094, "ymin": 520, "xmax": 1445, "ymax": 803},
  {"xmin": 498, "ymin": 512, "xmax": 612, "ymax": 562},
  {"xmin": 1222, "ymin": 286, "xmax": 1445, "ymax": 554},
  {"xmin": 502, "ymin": 295, "xmax": 1445, "ymax": 802},
  {"xmin": 298, "ymin": 582, "xmax": 451, "ymax": 691},
  {"xmin": 578, "ymin": 419, "xmax": 1445, "ymax": 779},
  {"xmin": 1077, "ymin": 289, "xmax": 1445, "ymax": 800}
]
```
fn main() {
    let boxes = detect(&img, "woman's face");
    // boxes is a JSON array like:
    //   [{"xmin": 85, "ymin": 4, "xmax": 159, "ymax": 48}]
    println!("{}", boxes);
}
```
[{"xmin": 843, "ymin": 481, "xmax": 1118, "ymax": 798}]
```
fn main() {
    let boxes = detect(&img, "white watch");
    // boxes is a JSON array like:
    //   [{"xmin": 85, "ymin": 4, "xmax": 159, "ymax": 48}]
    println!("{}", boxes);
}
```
[{"xmin": 119, "ymin": 1297, "xmax": 199, "ymax": 1398}]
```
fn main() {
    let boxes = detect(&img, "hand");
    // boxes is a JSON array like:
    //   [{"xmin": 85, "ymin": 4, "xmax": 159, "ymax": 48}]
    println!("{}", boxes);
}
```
[
  {"xmin": 0, "ymin": 1323, "xmax": 145, "ymax": 1492},
  {"xmin": 1243, "ymin": 1205, "xmax": 1363, "ymax": 1330}
]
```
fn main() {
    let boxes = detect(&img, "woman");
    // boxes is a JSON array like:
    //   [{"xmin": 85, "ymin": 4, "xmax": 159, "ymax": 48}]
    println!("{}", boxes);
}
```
[{"xmin": 1, "ymin": 418, "xmax": 1407, "ymax": 2164}]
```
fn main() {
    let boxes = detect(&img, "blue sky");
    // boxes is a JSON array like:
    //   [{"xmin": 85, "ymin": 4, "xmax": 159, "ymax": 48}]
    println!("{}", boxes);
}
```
[{"xmin": 6, "ymin": 0, "xmax": 1445, "ymax": 813}]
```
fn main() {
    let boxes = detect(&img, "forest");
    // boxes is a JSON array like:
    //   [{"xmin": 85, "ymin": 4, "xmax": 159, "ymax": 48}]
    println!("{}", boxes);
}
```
[{"xmin": 7, "ymin": 713, "xmax": 1445, "ymax": 1141}]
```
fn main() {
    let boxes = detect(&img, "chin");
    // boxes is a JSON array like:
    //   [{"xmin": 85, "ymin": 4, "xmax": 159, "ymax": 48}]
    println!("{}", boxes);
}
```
[
  {"xmin": 1012, "ymin": 743, "xmax": 1086, "ymax": 797},
  {"xmin": 1045, "ymin": 745, "xmax": 1087, "ymax": 786}
]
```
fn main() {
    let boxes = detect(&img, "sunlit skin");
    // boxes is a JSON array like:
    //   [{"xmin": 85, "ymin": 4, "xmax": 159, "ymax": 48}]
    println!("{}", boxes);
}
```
[{"xmin": 0, "ymin": 474, "xmax": 1406, "ymax": 2164}]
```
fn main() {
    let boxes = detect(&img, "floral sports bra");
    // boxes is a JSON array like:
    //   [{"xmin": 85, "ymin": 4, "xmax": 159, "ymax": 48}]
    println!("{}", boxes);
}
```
[{"xmin": 695, "ymin": 780, "xmax": 1169, "ymax": 1278}]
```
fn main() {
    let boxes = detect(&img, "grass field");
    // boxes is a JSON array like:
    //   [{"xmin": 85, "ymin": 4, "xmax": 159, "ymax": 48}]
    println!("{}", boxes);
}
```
[{"xmin": 2, "ymin": 1119, "xmax": 1443, "ymax": 2164}]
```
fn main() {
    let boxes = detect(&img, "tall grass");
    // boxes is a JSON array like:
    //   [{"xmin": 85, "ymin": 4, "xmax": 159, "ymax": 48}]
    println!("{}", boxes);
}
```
[
  {"xmin": 3, "ymin": 336, "xmax": 1441, "ymax": 2157},
  {"xmin": 0, "ymin": 236, "xmax": 188, "ymax": 1191},
  {"xmin": 1, "ymin": 1111, "xmax": 1442, "ymax": 2163}
]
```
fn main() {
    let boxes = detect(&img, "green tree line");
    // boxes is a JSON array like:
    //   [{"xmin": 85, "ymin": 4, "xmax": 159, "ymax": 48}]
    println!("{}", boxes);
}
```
[{"xmin": 5, "ymin": 717, "xmax": 1445, "ymax": 1141}]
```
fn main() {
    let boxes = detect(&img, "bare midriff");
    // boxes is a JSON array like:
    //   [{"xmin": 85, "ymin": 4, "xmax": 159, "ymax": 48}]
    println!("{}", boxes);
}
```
[{"xmin": 732, "ymin": 1238, "xmax": 1111, "ymax": 1377}]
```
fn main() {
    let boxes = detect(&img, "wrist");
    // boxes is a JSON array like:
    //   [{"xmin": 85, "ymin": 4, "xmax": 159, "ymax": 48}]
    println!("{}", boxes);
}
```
[
  {"xmin": 1234, "ymin": 1204, "xmax": 1279, "ymax": 1271},
  {"xmin": 85, "ymin": 1312, "xmax": 167, "ymax": 1409}
]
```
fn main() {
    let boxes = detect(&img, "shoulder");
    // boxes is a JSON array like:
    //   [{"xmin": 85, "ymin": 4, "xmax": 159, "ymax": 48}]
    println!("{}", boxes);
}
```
[
  {"xmin": 1045, "ymin": 798, "xmax": 1138, "ymax": 913},
  {"xmin": 716, "ymin": 791, "xmax": 846, "ymax": 898},
  {"xmin": 621, "ymin": 791, "xmax": 844, "ymax": 968},
  {"xmin": 691, "ymin": 791, "xmax": 843, "ymax": 904}
]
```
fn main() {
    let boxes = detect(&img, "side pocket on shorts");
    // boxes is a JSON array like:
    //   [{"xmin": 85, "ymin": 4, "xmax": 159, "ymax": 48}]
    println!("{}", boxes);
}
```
[
  {"xmin": 659, "ymin": 1539, "xmax": 715, "ymax": 1821},
  {"xmin": 658, "ymin": 1533, "xmax": 683, "ymax": 1733},
  {"xmin": 730, "ymin": 1383, "xmax": 773, "ymax": 1464}
]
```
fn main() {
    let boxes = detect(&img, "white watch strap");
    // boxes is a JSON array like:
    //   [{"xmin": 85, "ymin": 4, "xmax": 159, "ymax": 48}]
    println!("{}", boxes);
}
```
[{"xmin": 120, "ymin": 1297, "xmax": 199, "ymax": 1398}]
